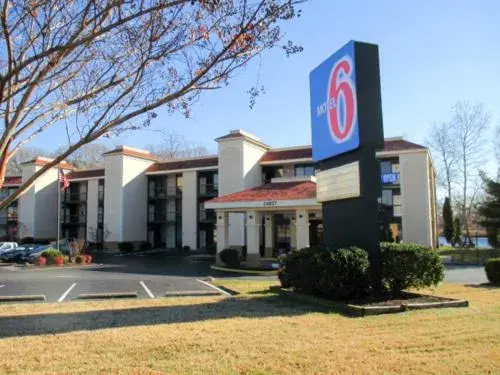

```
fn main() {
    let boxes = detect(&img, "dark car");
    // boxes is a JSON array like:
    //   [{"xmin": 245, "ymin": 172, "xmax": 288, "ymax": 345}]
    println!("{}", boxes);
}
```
[
  {"xmin": 0, "ymin": 244, "xmax": 39, "ymax": 262},
  {"xmin": 18, "ymin": 245, "xmax": 49, "ymax": 263}
]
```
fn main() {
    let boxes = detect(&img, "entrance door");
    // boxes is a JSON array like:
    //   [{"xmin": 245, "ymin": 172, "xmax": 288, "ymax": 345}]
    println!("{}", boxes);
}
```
[
  {"xmin": 274, "ymin": 216, "xmax": 291, "ymax": 255},
  {"xmin": 309, "ymin": 219, "xmax": 324, "ymax": 247}
]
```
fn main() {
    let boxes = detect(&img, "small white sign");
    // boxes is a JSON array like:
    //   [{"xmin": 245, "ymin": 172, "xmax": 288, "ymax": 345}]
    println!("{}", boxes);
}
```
[{"xmin": 316, "ymin": 161, "xmax": 360, "ymax": 202}]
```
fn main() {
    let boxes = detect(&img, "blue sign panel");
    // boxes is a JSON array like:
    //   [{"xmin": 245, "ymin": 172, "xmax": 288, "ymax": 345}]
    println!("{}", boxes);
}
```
[
  {"xmin": 310, "ymin": 41, "xmax": 359, "ymax": 162},
  {"xmin": 381, "ymin": 172, "xmax": 400, "ymax": 185}
]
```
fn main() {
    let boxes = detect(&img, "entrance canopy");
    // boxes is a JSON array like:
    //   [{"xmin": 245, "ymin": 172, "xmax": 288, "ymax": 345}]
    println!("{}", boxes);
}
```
[{"xmin": 204, "ymin": 177, "xmax": 320, "ymax": 211}]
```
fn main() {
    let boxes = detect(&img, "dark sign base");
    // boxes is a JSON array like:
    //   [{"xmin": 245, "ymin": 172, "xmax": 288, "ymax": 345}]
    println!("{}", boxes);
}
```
[{"xmin": 320, "ymin": 148, "xmax": 381, "ymax": 293}]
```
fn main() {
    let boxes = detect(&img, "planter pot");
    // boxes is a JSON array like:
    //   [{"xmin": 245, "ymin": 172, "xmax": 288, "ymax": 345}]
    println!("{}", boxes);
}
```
[
  {"xmin": 56, "ymin": 257, "xmax": 64, "ymax": 266},
  {"xmin": 38, "ymin": 257, "xmax": 47, "ymax": 266}
]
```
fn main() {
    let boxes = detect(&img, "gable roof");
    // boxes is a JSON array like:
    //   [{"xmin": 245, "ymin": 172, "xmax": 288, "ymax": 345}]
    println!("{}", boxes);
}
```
[
  {"xmin": 260, "ymin": 138, "xmax": 426, "ymax": 163},
  {"xmin": 67, "ymin": 169, "xmax": 105, "ymax": 180},
  {"xmin": 4, "ymin": 176, "xmax": 21, "ymax": 186},
  {"xmin": 208, "ymin": 181, "xmax": 317, "ymax": 203},
  {"xmin": 147, "ymin": 156, "xmax": 218, "ymax": 173}
]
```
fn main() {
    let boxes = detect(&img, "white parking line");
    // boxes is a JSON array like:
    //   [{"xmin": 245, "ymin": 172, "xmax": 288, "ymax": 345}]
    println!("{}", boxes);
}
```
[
  {"xmin": 196, "ymin": 279, "xmax": 232, "ymax": 297},
  {"xmin": 58, "ymin": 283, "xmax": 77, "ymax": 302},
  {"xmin": 140, "ymin": 281, "xmax": 155, "ymax": 299},
  {"xmin": 0, "ymin": 285, "xmax": 5, "ymax": 288}
]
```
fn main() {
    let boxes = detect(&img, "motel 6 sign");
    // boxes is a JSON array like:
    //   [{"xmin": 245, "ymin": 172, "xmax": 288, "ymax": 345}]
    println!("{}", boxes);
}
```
[{"xmin": 310, "ymin": 41, "xmax": 359, "ymax": 162}]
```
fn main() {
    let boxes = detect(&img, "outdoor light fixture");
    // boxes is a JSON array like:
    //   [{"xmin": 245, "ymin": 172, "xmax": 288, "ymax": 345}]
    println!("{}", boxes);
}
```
[
  {"xmin": 299, "ymin": 214, "xmax": 303, "ymax": 219},
  {"xmin": 218, "ymin": 216, "xmax": 222, "ymax": 220},
  {"xmin": 249, "ymin": 215, "xmax": 253, "ymax": 219}
]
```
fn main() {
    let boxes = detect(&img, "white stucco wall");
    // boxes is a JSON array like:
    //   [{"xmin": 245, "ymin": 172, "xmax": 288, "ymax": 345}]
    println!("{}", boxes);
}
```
[
  {"xmin": 400, "ymin": 151, "xmax": 432, "ymax": 247},
  {"xmin": 104, "ymin": 153, "xmax": 153, "ymax": 243},
  {"xmin": 182, "ymin": 170, "xmax": 197, "ymax": 249},
  {"xmin": 104, "ymin": 154, "xmax": 123, "ymax": 242},
  {"xmin": 217, "ymin": 137, "xmax": 267, "ymax": 247},
  {"xmin": 122, "ymin": 156, "xmax": 154, "ymax": 242},
  {"xmin": 18, "ymin": 164, "xmax": 37, "ymax": 238},
  {"xmin": 86, "ymin": 179, "xmax": 99, "ymax": 240}
]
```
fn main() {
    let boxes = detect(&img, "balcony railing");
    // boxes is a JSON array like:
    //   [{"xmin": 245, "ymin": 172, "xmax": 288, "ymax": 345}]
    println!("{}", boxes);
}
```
[
  {"xmin": 148, "ymin": 211, "xmax": 181, "ymax": 222},
  {"xmin": 149, "ymin": 186, "xmax": 182, "ymax": 199},
  {"xmin": 63, "ymin": 192, "xmax": 87, "ymax": 202},
  {"xmin": 63, "ymin": 215, "xmax": 86, "ymax": 224},
  {"xmin": 7, "ymin": 212, "xmax": 17, "ymax": 221},
  {"xmin": 199, "ymin": 184, "xmax": 218, "ymax": 196},
  {"xmin": 199, "ymin": 209, "xmax": 216, "ymax": 222}
]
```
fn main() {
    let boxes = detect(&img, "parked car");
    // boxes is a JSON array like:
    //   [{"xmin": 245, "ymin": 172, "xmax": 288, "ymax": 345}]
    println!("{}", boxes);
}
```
[
  {"xmin": 1, "ymin": 244, "xmax": 38, "ymax": 262},
  {"xmin": 0, "ymin": 242, "xmax": 19, "ymax": 256},
  {"xmin": 24, "ymin": 245, "xmax": 51, "ymax": 263}
]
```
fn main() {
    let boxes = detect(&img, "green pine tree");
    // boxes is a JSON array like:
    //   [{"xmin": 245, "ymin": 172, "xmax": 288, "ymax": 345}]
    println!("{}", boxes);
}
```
[
  {"xmin": 453, "ymin": 217, "xmax": 462, "ymax": 247},
  {"xmin": 477, "ymin": 173, "xmax": 500, "ymax": 248},
  {"xmin": 443, "ymin": 197, "xmax": 454, "ymax": 245}
]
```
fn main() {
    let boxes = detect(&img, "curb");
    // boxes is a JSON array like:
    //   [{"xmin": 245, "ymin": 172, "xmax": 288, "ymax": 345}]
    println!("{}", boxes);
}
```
[
  {"xmin": 0, "ymin": 295, "xmax": 46, "ymax": 302},
  {"xmin": 164, "ymin": 290, "xmax": 222, "ymax": 297},
  {"xmin": 277, "ymin": 288, "xmax": 469, "ymax": 317},
  {"xmin": 210, "ymin": 265, "xmax": 278, "ymax": 276},
  {"xmin": 77, "ymin": 292, "xmax": 138, "ymax": 300},
  {"xmin": 17, "ymin": 264, "xmax": 102, "ymax": 271}
]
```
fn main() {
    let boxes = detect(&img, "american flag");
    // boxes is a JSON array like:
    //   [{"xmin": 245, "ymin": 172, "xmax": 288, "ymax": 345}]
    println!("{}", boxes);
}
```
[{"xmin": 59, "ymin": 167, "xmax": 70, "ymax": 191}]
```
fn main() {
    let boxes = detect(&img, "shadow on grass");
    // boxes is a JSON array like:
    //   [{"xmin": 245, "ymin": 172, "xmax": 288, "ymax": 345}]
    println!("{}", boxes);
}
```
[
  {"xmin": 464, "ymin": 282, "xmax": 498, "ymax": 289},
  {"xmin": 0, "ymin": 294, "xmax": 342, "ymax": 339}
]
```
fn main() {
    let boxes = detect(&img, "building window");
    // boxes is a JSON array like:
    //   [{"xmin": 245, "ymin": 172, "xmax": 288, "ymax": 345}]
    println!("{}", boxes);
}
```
[
  {"xmin": 380, "ymin": 161, "xmax": 392, "ymax": 174},
  {"xmin": 393, "ymin": 194, "xmax": 402, "ymax": 217},
  {"xmin": 262, "ymin": 166, "xmax": 283, "ymax": 183},
  {"xmin": 381, "ymin": 189, "xmax": 392, "ymax": 206},
  {"xmin": 295, "ymin": 164, "xmax": 315, "ymax": 177}
]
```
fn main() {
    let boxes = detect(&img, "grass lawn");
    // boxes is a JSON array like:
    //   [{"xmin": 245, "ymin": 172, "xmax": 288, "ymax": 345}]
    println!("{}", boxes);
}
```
[{"xmin": 0, "ymin": 281, "xmax": 499, "ymax": 374}]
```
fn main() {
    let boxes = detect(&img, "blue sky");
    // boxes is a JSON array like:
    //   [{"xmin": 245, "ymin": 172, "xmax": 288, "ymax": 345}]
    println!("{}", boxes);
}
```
[{"xmin": 33, "ymin": 0, "xmax": 500, "ymax": 158}]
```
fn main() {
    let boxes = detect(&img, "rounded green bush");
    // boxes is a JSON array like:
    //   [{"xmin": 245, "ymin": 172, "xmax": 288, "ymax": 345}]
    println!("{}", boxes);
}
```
[
  {"xmin": 118, "ymin": 242, "xmax": 134, "ymax": 253},
  {"xmin": 380, "ymin": 242, "xmax": 444, "ymax": 295},
  {"xmin": 484, "ymin": 258, "xmax": 500, "ymax": 284},
  {"xmin": 219, "ymin": 248, "xmax": 240, "ymax": 267},
  {"xmin": 278, "ymin": 246, "xmax": 370, "ymax": 300}
]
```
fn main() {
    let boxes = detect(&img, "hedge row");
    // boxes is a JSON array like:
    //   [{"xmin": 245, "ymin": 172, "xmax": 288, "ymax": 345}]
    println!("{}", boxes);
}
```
[{"xmin": 278, "ymin": 242, "xmax": 444, "ymax": 299}]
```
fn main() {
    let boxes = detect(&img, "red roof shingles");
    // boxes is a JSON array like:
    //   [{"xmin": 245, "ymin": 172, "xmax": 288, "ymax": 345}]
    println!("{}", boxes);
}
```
[
  {"xmin": 208, "ymin": 181, "xmax": 316, "ymax": 203},
  {"xmin": 4, "ymin": 176, "xmax": 21, "ymax": 185},
  {"xmin": 147, "ymin": 156, "xmax": 218, "ymax": 173},
  {"xmin": 21, "ymin": 157, "xmax": 75, "ymax": 170},
  {"xmin": 260, "ymin": 139, "xmax": 426, "ymax": 163},
  {"xmin": 67, "ymin": 169, "xmax": 105, "ymax": 180}
]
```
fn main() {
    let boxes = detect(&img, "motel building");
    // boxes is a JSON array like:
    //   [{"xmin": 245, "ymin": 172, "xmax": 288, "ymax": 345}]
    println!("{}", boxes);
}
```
[{"xmin": 1, "ymin": 129, "xmax": 437, "ymax": 265}]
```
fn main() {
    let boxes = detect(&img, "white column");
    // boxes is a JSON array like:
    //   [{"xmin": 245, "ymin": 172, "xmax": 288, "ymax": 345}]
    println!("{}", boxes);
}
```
[
  {"xmin": 295, "ymin": 209, "xmax": 310, "ymax": 250},
  {"xmin": 264, "ymin": 213, "xmax": 274, "ymax": 258},
  {"xmin": 182, "ymin": 170, "xmax": 198, "ymax": 249},
  {"xmin": 216, "ymin": 211, "xmax": 229, "ymax": 265},
  {"xmin": 290, "ymin": 215, "xmax": 297, "ymax": 250},
  {"xmin": 246, "ymin": 211, "xmax": 261, "ymax": 267},
  {"xmin": 86, "ymin": 180, "xmax": 98, "ymax": 240}
]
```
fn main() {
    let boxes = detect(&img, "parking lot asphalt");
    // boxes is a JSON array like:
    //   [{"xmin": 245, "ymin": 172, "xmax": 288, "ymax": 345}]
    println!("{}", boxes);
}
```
[
  {"xmin": 0, "ymin": 252, "xmax": 490, "ymax": 304},
  {"xmin": 0, "ymin": 253, "xmax": 226, "ymax": 303}
]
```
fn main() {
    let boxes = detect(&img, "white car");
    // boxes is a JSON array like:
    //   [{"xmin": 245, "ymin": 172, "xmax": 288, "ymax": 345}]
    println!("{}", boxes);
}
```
[{"xmin": 0, "ymin": 242, "xmax": 19, "ymax": 256}]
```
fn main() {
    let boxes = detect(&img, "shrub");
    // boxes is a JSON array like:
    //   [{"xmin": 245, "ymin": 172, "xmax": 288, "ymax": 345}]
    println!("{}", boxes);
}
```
[
  {"xmin": 118, "ymin": 242, "xmax": 134, "ymax": 253},
  {"xmin": 380, "ymin": 242, "xmax": 444, "ymax": 295},
  {"xmin": 139, "ymin": 241, "xmax": 152, "ymax": 251},
  {"xmin": 75, "ymin": 255, "xmax": 84, "ymax": 264},
  {"xmin": 62, "ymin": 255, "xmax": 70, "ymax": 264},
  {"xmin": 219, "ymin": 248, "xmax": 240, "ymax": 267},
  {"xmin": 182, "ymin": 245, "xmax": 191, "ymax": 253},
  {"xmin": 278, "ymin": 247, "xmax": 370, "ymax": 300},
  {"xmin": 41, "ymin": 248, "xmax": 62, "ymax": 265},
  {"xmin": 485, "ymin": 258, "xmax": 500, "ymax": 284}
]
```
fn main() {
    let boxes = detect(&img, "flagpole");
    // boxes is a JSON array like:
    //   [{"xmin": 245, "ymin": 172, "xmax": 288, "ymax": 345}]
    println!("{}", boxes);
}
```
[{"xmin": 57, "ymin": 168, "xmax": 61, "ymax": 252}]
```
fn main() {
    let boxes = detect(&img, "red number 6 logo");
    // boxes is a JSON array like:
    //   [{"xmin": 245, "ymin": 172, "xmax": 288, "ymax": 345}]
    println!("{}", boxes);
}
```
[{"xmin": 327, "ymin": 56, "xmax": 357, "ymax": 143}]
